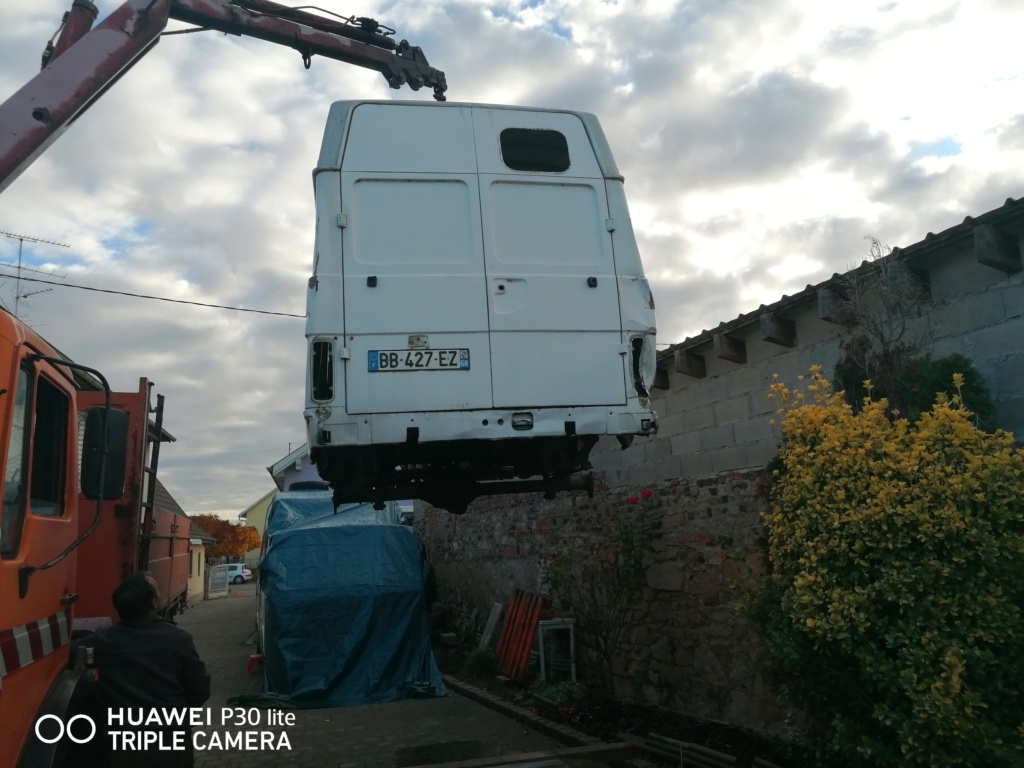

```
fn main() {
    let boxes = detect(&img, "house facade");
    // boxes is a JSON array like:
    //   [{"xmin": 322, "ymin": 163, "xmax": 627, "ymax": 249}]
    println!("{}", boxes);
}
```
[
  {"xmin": 238, "ymin": 489, "xmax": 276, "ymax": 570},
  {"xmin": 187, "ymin": 523, "xmax": 216, "ymax": 600},
  {"xmin": 236, "ymin": 445, "xmax": 328, "ymax": 569},
  {"xmin": 267, "ymin": 444, "xmax": 324, "ymax": 492}
]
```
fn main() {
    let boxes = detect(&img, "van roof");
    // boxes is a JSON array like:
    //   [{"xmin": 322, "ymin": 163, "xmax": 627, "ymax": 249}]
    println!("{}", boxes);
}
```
[{"xmin": 315, "ymin": 100, "xmax": 622, "ymax": 181}]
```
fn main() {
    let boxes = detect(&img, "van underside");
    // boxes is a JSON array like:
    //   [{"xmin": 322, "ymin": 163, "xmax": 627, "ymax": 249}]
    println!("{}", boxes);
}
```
[{"xmin": 310, "ymin": 435, "xmax": 599, "ymax": 514}]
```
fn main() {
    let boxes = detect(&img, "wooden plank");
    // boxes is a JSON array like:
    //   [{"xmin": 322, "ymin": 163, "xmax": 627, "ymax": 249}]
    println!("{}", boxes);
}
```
[
  {"xmin": 418, "ymin": 741, "xmax": 639, "ymax": 768},
  {"xmin": 479, "ymin": 603, "xmax": 503, "ymax": 649}
]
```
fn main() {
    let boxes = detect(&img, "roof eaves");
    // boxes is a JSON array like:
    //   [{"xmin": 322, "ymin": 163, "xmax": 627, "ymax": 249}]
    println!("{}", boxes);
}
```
[
  {"xmin": 267, "ymin": 444, "xmax": 309, "ymax": 478},
  {"xmin": 658, "ymin": 195, "xmax": 1023, "ymax": 362}
]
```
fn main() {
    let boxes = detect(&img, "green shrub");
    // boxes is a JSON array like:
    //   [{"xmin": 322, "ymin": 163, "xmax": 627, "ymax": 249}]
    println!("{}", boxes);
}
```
[
  {"xmin": 749, "ymin": 368, "xmax": 1024, "ymax": 767},
  {"xmin": 834, "ymin": 352, "xmax": 996, "ymax": 428}
]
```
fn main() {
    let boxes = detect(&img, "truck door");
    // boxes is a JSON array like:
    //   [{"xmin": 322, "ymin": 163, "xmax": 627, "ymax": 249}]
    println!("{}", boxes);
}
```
[
  {"xmin": 473, "ymin": 108, "xmax": 626, "ymax": 408},
  {"xmin": 74, "ymin": 380, "xmax": 151, "ymax": 623},
  {"xmin": 146, "ymin": 508, "xmax": 189, "ymax": 611},
  {"xmin": 338, "ymin": 103, "xmax": 493, "ymax": 415}
]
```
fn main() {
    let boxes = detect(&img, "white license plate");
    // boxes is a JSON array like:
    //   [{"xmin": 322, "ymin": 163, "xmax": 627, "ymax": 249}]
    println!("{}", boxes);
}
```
[{"xmin": 368, "ymin": 349, "xmax": 470, "ymax": 372}]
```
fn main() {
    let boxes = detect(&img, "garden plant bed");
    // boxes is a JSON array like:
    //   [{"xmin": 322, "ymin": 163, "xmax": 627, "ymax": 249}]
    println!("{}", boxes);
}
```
[
  {"xmin": 436, "ymin": 647, "xmax": 836, "ymax": 768},
  {"xmin": 531, "ymin": 695, "xmax": 814, "ymax": 767}
]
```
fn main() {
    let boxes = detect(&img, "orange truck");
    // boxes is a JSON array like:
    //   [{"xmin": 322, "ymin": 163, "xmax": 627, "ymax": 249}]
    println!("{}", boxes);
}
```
[
  {"xmin": 0, "ymin": 308, "xmax": 189, "ymax": 768},
  {"xmin": 0, "ymin": 3, "xmax": 446, "ymax": 764}
]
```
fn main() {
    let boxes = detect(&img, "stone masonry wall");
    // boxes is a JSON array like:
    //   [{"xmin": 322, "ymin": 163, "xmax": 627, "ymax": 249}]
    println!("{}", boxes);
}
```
[
  {"xmin": 415, "ymin": 471, "xmax": 790, "ymax": 734},
  {"xmin": 415, "ymin": 209, "xmax": 1023, "ymax": 739}
]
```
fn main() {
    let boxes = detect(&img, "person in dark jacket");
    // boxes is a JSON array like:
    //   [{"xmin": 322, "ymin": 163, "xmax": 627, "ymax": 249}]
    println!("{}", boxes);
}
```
[{"xmin": 84, "ymin": 573, "xmax": 210, "ymax": 768}]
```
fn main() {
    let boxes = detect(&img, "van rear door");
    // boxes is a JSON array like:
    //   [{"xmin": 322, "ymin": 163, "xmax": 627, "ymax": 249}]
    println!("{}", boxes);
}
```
[
  {"xmin": 473, "ymin": 108, "xmax": 626, "ymax": 408},
  {"xmin": 339, "ymin": 104, "xmax": 493, "ymax": 415}
]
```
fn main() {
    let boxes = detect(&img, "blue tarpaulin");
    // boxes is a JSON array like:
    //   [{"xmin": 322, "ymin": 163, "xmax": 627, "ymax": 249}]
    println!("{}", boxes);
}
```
[
  {"xmin": 257, "ymin": 491, "xmax": 444, "ymax": 707},
  {"xmin": 263, "ymin": 490, "xmax": 399, "ymax": 536}
]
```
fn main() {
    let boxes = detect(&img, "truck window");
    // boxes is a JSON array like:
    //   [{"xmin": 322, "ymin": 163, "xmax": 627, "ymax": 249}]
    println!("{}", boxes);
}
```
[
  {"xmin": 499, "ymin": 128, "xmax": 570, "ymax": 173},
  {"xmin": 0, "ymin": 368, "xmax": 29, "ymax": 555},
  {"xmin": 311, "ymin": 340, "xmax": 334, "ymax": 401},
  {"xmin": 29, "ymin": 375, "xmax": 69, "ymax": 518}
]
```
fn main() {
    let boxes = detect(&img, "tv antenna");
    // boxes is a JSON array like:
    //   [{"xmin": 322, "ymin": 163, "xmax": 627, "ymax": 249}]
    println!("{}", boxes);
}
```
[{"xmin": 0, "ymin": 230, "xmax": 70, "ymax": 318}]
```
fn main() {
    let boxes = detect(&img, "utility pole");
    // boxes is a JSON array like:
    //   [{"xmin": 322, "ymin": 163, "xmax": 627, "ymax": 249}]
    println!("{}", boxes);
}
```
[{"xmin": 0, "ymin": 229, "xmax": 69, "ymax": 317}]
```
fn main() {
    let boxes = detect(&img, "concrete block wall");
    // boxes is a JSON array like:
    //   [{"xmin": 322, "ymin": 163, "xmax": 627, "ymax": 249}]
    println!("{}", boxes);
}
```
[
  {"xmin": 930, "ymin": 267, "xmax": 1024, "ymax": 435},
  {"xmin": 907, "ymin": 241, "xmax": 1024, "ymax": 436},
  {"xmin": 591, "ymin": 245, "xmax": 1024, "ymax": 489},
  {"xmin": 591, "ymin": 313, "xmax": 845, "ymax": 485}
]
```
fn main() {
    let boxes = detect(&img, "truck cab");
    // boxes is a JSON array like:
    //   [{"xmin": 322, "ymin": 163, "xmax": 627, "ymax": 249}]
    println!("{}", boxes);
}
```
[{"xmin": 305, "ymin": 101, "xmax": 657, "ymax": 512}]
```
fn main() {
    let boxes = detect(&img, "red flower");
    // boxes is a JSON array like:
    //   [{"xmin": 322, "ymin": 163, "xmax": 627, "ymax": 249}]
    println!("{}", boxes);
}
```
[
  {"xmin": 641, "ymin": 488, "xmax": 653, "ymax": 499},
  {"xmin": 628, "ymin": 495, "xmax": 639, "ymax": 504}
]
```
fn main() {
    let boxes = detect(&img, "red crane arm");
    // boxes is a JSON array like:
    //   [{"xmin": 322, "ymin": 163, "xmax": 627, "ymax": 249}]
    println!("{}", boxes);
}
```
[{"xmin": 0, "ymin": 0, "xmax": 448, "ymax": 194}]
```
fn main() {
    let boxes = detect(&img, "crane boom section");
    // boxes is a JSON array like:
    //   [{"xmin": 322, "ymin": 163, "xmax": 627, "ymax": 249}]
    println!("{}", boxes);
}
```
[{"xmin": 0, "ymin": 0, "xmax": 447, "ymax": 194}]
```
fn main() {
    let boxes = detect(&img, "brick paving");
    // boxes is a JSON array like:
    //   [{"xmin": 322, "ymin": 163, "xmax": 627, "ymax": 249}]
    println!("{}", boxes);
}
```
[{"xmin": 176, "ymin": 584, "xmax": 563, "ymax": 768}]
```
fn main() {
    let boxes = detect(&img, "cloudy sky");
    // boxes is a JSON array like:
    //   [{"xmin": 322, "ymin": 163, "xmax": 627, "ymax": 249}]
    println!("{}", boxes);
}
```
[{"xmin": 1, "ymin": 0, "xmax": 1022, "ymax": 518}]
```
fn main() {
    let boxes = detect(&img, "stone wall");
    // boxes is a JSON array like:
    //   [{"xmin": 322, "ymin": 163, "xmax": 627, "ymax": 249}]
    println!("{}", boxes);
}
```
[
  {"xmin": 415, "ymin": 200, "xmax": 1023, "ymax": 738},
  {"xmin": 416, "ymin": 470, "xmax": 790, "ymax": 734}
]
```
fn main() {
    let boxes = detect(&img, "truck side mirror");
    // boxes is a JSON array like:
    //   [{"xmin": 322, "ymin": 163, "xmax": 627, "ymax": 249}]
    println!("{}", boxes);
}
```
[{"xmin": 81, "ymin": 407, "xmax": 129, "ymax": 500}]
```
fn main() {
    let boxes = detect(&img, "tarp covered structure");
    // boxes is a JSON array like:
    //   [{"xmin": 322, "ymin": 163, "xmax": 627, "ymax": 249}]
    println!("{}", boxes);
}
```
[
  {"xmin": 258, "ymin": 491, "xmax": 444, "ymax": 707},
  {"xmin": 263, "ymin": 491, "xmax": 400, "ymax": 536}
]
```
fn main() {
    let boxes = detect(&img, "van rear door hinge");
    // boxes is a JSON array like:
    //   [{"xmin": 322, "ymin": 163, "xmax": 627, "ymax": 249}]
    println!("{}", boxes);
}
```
[
  {"xmin": 338, "ymin": 347, "xmax": 351, "ymax": 360},
  {"xmin": 605, "ymin": 218, "xmax": 616, "ymax": 232},
  {"xmin": 337, "ymin": 214, "xmax": 348, "ymax": 229}
]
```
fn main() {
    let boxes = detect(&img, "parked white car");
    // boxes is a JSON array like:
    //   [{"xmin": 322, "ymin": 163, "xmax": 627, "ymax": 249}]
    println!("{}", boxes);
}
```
[{"xmin": 226, "ymin": 564, "xmax": 252, "ymax": 584}]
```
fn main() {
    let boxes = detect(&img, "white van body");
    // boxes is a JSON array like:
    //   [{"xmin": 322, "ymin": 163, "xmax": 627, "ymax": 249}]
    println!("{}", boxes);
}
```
[{"xmin": 305, "ymin": 101, "xmax": 657, "ymax": 513}]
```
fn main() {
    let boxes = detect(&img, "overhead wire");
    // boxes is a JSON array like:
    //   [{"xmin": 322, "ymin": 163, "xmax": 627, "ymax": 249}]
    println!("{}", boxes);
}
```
[{"xmin": 0, "ymin": 272, "xmax": 304, "ymax": 318}]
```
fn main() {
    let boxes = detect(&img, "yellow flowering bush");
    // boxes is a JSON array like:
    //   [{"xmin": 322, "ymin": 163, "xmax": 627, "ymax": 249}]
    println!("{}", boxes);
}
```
[{"xmin": 750, "ymin": 367, "xmax": 1024, "ymax": 767}]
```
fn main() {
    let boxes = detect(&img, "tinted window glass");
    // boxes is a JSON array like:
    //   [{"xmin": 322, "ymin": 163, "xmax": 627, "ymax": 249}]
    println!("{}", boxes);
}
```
[
  {"xmin": 311, "ymin": 340, "xmax": 334, "ymax": 401},
  {"xmin": 0, "ymin": 368, "xmax": 29, "ymax": 555},
  {"xmin": 500, "ymin": 128, "xmax": 570, "ymax": 173},
  {"xmin": 30, "ymin": 375, "xmax": 69, "ymax": 517}
]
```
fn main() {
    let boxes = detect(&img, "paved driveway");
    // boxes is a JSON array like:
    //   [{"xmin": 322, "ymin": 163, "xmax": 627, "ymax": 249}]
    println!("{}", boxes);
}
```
[{"xmin": 177, "ymin": 586, "xmax": 561, "ymax": 768}]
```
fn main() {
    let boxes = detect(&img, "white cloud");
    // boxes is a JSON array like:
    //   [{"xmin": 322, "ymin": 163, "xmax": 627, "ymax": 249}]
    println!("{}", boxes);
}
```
[{"xmin": 1, "ymin": 0, "xmax": 1022, "ymax": 515}]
